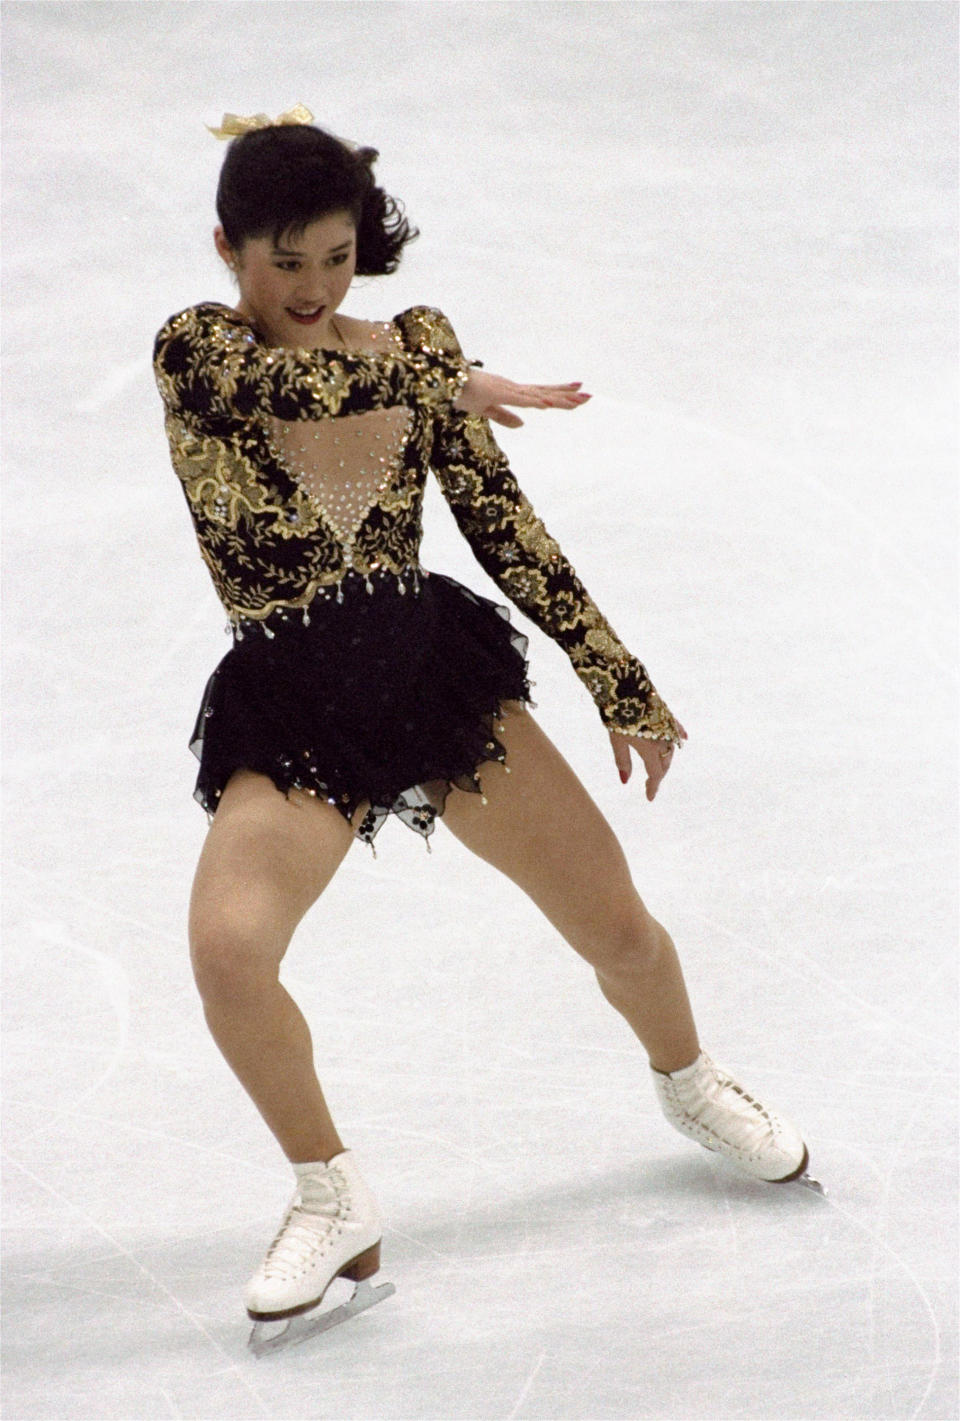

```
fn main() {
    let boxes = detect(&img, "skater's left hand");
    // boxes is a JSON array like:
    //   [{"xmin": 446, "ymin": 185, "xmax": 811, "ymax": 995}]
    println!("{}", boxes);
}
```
[
  {"xmin": 610, "ymin": 723, "xmax": 688, "ymax": 802},
  {"xmin": 455, "ymin": 368, "xmax": 591, "ymax": 429}
]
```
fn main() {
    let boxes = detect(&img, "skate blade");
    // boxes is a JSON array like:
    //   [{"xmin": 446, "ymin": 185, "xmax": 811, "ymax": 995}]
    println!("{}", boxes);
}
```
[
  {"xmin": 797, "ymin": 1171, "xmax": 827, "ymax": 1196},
  {"xmin": 247, "ymin": 1277, "xmax": 396, "ymax": 1357}
]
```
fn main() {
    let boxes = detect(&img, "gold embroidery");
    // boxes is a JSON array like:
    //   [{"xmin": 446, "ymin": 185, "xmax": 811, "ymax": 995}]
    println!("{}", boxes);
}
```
[
  {"xmin": 153, "ymin": 301, "xmax": 681, "ymax": 741},
  {"xmin": 165, "ymin": 415, "xmax": 306, "ymax": 532},
  {"xmin": 463, "ymin": 415, "xmax": 502, "ymax": 462},
  {"xmin": 584, "ymin": 624, "xmax": 627, "ymax": 662},
  {"xmin": 499, "ymin": 566, "xmax": 549, "ymax": 605},
  {"xmin": 153, "ymin": 301, "xmax": 467, "ymax": 424},
  {"xmin": 413, "ymin": 307, "xmax": 683, "ymax": 744}
]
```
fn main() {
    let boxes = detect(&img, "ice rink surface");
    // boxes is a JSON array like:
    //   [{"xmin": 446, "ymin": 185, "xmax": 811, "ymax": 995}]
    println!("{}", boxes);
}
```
[{"xmin": 2, "ymin": 2, "xmax": 957, "ymax": 1418}]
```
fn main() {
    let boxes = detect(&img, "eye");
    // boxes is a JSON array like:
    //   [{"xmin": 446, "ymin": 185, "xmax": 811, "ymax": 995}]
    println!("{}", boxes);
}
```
[
  {"xmin": 274, "ymin": 260, "xmax": 301, "ymax": 272},
  {"xmin": 327, "ymin": 254, "xmax": 349, "ymax": 267}
]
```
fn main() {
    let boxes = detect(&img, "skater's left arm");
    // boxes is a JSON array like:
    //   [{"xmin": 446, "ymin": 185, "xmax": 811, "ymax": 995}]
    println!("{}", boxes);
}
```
[{"xmin": 398, "ymin": 308, "xmax": 686, "ymax": 783}]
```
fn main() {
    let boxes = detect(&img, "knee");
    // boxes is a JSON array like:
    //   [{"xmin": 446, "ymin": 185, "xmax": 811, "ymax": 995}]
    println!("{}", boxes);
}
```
[
  {"xmin": 592, "ymin": 895, "xmax": 665, "ymax": 980},
  {"xmin": 188, "ymin": 909, "xmax": 282, "ymax": 1007}
]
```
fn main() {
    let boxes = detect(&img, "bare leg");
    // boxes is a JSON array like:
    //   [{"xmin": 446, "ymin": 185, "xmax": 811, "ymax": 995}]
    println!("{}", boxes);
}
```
[
  {"xmin": 188, "ymin": 769, "xmax": 358, "ymax": 1163},
  {"xmin": 438, "ymin": 705, "xmax": 700, "ymax": 1072}
]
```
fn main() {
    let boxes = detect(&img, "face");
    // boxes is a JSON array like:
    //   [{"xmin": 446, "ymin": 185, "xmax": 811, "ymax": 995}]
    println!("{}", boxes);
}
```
[{"xmin": 214, "ymin": 210, "xmax": 357, "ymax": 347}]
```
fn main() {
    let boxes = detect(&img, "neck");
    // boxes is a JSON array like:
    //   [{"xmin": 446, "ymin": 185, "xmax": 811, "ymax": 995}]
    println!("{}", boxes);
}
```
[
  {"xmin": 307, "ymin": 314, "xmax": 349, "ymax": 352},
  {"xmin": 303, "ymin": 314, "xmax": 346, "ymax": 351}
]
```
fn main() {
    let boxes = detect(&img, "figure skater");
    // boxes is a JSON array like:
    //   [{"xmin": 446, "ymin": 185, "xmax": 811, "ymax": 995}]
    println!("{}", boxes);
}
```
[{"xmin": 153, "ymin": 105, "xmax": 815, "ymax": 1352}]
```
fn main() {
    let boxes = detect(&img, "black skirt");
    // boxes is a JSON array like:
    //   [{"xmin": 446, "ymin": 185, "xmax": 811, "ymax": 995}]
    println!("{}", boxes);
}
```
[{"xmin": 189, "ymin": 567, "xmax": 532, "ymax": 846}]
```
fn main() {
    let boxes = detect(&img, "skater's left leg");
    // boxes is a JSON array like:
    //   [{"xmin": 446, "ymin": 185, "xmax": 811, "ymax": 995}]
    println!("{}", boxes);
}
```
[
  {"xmin": 437, "ymin": 703, "xmax": 700, "ymax": 1074},
  {"xmin": 440, "ymin": 704, "xmax": 812, "ymax": 1183}
]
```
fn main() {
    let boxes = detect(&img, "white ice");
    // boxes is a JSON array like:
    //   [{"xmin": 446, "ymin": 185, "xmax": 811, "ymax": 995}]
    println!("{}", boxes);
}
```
[{"xmin": 2, "ymin": 3, "xmax": 957, "ymax": 1418}]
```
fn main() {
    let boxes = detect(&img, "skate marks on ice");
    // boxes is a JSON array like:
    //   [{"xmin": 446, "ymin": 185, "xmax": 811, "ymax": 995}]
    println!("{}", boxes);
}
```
[
  {"xmin": 5, "ymin": 1157, "xmax": 274, "ymax": 1418},
  {"xmin": 23, "ymin": 917, "xmax": 131, "ymax": 1131},
  {"xmin": 795, "ymin": 1160, "xmax": 943, "ymax": 1421},
  {"xmin": 683, "ymin": 914, "xmax": 946, "ymax": 1416},
  {"xmin": 244, "ymin": 1146, "xmax": 810, "ymax": 1360},
  {"xmin": 247, "ymin": 1274, "xmax": 397, "ymax": 1357},
  {"xmin": 703, "ymin": 1119, "xmax": 943, "ymax": 1421}
]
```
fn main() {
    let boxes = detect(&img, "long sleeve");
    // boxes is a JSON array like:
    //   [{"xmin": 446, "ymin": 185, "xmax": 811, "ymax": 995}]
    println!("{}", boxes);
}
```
[
  {"xmin": 153, "ymin": 303, "xmax": 468, "ymax": 426},
  {"xmin": 399, "ymin": 306, "xmax": 683, "ymax": 743}
]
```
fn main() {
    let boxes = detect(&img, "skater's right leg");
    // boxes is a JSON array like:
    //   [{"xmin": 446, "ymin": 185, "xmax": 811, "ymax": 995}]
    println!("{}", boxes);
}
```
[
  {"xmin": 189, "ymin": 770, "xmax": 393, "ymax": 1340},
  {"xmin": 188, "ymin": 768, "xmax": 357, "ymax": 1164}
]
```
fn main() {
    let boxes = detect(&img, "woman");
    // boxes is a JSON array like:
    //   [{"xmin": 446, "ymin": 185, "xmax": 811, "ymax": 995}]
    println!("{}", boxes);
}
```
[{"xmin": 153, "ymin": 106, "xmax": 812, "ymax": 1348}]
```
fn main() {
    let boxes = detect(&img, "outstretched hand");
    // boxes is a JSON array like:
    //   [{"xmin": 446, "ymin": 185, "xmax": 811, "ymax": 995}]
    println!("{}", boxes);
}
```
[
  {"xmin": 609, "ymin": 722, "xmax": 689, "ymax": 802},
  {"xmin": 454, "ymin": 369, "xmax": 591, "ymax": 428}
]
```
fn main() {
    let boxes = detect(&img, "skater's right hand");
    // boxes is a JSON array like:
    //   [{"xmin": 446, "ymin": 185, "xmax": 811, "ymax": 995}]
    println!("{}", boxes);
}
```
[{"xmin": 454, "ymin": 368, "xmax": 591, "ymax": 429}]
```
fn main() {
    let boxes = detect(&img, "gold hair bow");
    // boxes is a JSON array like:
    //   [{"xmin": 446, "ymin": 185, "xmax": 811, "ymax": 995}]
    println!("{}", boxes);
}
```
[{"xmin": 206, "ymin": 103, "xmax": 314, "ymax": 140}]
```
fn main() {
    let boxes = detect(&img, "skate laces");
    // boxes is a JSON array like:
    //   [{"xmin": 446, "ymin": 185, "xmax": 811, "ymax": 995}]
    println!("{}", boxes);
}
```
[
  {"xmin": 671, "ymin": 1058, "xmax": 776, "ymax": 1148},
  {"xmin": 261, "ymin": 1169, "xmax": 349, "ymax": 1278}
]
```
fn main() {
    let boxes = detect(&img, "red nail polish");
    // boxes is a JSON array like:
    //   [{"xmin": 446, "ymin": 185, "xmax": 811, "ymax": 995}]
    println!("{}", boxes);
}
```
[{"xmin": 619, "ymin": 770, "xmax": 628, "ymax": 784}]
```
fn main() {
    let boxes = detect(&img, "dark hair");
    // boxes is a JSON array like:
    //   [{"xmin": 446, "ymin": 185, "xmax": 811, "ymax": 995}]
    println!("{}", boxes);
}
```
[{"xmin": 215, "ymin": 124, "xmax": 418, "ymax": 275}]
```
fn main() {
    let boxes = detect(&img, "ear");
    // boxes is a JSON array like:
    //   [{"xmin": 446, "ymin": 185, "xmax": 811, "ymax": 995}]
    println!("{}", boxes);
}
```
[{"xmin": 213, "ymin": 225, "xmax": 235, "ymax": 267}]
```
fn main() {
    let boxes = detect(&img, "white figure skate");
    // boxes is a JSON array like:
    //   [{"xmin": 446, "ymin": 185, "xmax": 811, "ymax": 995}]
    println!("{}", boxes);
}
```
[
  {"xmin": 652, "ymin": 1052, "xmax": 825, "ymax": 1193},
  {"xmin": 245, "ymin": 1150, "xmax": 395, "ymax": 1356}
]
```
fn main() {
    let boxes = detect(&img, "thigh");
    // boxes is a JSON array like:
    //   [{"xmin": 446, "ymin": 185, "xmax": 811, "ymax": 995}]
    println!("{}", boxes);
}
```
[
  {"xmin": 188, "ymin": 768, "xmax": 360, "ymax": 970},
  {"xmin": 439, "ymin": 704, "xmax": 645, "ymax": 951}
]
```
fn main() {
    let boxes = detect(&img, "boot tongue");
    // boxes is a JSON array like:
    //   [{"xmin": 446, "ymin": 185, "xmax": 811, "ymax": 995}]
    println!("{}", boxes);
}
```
[
  {"xmin": 292, "ymin": 1150, "xmax": 350, "ymax": 1179},
  {"xmin": 291, "ymin": 1152, "xmax": 352, "ymax": 1214},
  {"xmin": 295, "ymin": 1173, "xmax": 339, "ymax": 1216}
]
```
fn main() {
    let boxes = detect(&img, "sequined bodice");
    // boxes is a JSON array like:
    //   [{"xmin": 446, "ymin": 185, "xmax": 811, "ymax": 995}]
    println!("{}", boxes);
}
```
[
  {"xmin": 153, "ymin": 301, "xmax": 682, "ymax": 742},
  {"xmin": 263, "ymin": 320, "xmax": 414, "ymax": 565}
]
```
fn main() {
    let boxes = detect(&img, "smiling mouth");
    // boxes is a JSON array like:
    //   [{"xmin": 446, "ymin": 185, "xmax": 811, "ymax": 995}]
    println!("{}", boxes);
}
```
[{"xmin": 287, "ymin": 306, "xmax": 325, "ymax": 323}]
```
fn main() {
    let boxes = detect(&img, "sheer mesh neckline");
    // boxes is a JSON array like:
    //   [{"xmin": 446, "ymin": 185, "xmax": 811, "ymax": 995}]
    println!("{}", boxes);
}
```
[{"xmin": 265, "ymin": 405, "xmax": 414, "ymax": 547}]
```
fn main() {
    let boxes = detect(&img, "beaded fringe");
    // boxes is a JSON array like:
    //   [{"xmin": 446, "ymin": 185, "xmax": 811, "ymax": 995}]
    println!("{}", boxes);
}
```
[{"xmin": 226, "ymin": 564, "xmax": 424, "ymax": 640}]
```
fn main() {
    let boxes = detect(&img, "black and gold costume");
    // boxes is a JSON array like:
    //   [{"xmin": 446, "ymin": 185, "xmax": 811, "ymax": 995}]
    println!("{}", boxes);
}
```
[{"xmin": 153, "ymin": 302, "xmax": 682, "ymax": 844}]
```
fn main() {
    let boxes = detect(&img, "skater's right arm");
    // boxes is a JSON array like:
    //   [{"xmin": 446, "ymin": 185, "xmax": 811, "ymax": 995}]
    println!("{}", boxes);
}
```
[{"xmin": 152, "ymin": 302, "xmax": 470, "ymax": 424}]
